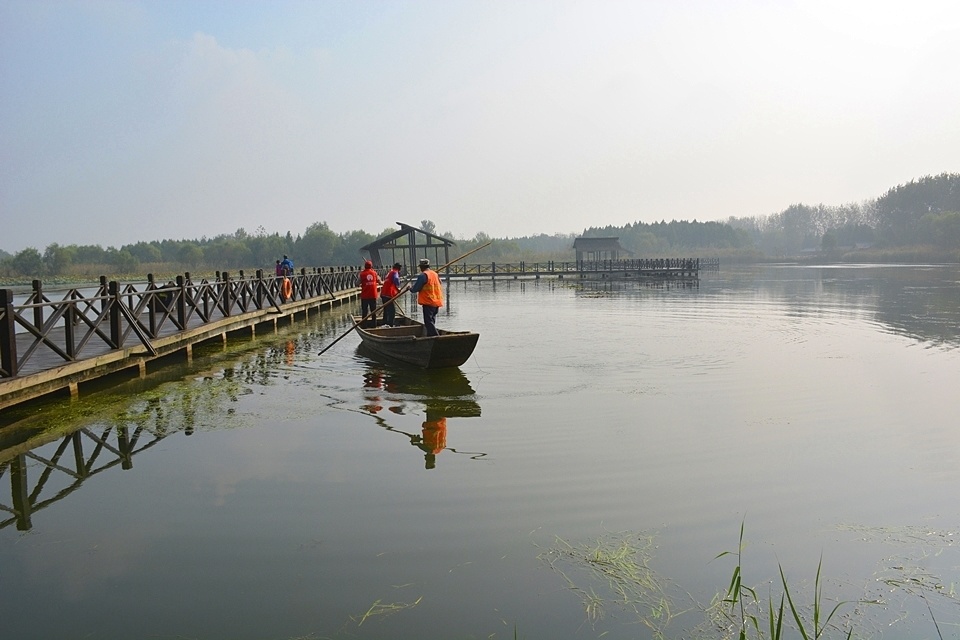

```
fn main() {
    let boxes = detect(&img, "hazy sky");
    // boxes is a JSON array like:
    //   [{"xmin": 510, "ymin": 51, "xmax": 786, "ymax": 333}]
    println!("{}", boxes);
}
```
[{"xmin": 2, "ymin": 0, "xmax": 958, "ymax": 253}]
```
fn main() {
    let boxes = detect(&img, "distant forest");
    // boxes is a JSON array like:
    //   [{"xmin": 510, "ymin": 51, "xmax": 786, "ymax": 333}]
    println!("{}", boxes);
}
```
[{"xmin": 2, "ymin": 172, "xmax": 958, "ymax": 280}]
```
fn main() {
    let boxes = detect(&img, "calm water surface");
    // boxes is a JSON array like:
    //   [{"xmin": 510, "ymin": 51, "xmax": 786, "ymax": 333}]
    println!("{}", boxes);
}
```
[{"xmin": 1, "ymin": 264, "xmax": 958, "ymax": 640}]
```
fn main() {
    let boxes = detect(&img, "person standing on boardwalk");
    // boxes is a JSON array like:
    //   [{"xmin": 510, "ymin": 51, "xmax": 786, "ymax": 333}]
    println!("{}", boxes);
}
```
[
  {"xmin": 275, "ymin": 260, "xmax": 283, "ymax": 277},
  {"xmin": 410, "ymin": 258, "xmax": 443, "ymax": 336},
  {"xmin": 379, "ymin": 262, "xmax": 402, "ymax": 326},
  {"xmin": 280, "ymin": 255, "xmax": 294, "ymax": 276},
  {"xmin": 358, "ymin": 260, "xmax": 380, "ymax": 328}
]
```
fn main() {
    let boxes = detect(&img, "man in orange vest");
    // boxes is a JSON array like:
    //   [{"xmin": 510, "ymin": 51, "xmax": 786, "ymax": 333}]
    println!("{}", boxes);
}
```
[
  {"xmin": 358, "ymin": 260, "xmax": 380, "ymax": 328},
  {"xmin": 379, "ymin": 262, "xmax": 402, "ymax": 327},
  {"xmin": 410, "ymin": 258, "xmax": 443, "ymax": 336}
]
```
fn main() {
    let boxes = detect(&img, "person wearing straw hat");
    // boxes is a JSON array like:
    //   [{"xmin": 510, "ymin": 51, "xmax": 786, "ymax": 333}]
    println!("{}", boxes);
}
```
[{"xmin": 410, "ymin": 258, "xmax": 443, "ymax": 336}]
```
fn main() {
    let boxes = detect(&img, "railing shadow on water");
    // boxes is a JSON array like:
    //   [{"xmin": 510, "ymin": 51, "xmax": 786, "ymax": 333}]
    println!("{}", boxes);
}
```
[
  {"xmin": 0, "ymin": 424, "xmax": 168, "ymax": 531},
  {"xmin": 0, "ymin": 323, "xmax": 325, "ymax": 532}
]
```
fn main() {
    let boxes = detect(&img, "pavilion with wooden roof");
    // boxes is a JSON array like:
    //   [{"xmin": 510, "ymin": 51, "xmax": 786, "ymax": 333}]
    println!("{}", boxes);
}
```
[
  {"xmin": 359, "ymin": 222, "xmax": 457, "ymax": 271},
  {"xmin": 573, "ymin": 237, "xmax": 627, "ymax": 261}
]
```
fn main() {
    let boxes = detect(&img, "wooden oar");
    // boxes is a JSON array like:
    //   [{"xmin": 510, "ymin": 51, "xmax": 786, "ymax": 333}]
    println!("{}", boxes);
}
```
[{"xmin": 317, "ymin": 241, "xmax": 491, "ymax": 356}]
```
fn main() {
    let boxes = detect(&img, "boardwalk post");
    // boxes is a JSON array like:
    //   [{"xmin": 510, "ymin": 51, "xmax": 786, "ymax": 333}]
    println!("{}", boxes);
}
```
[
  {"xmin": 239, "ymin": 270, "xmax": 248, "ymax": 310},
  {"xmin": 99, "ymin": 276, "xmax": 108, "ymax": 316},
  {"xmin": 222, "ymin": 272, "xmax": 232, "ymax": 316},
  {"xmin": 147, "ymin": 274, "xmax": 158, "ymax": 336},
  {"xmin": 176, "ymin": 275, "xmax": 187, "ymax": 327},
  {"xmin": 255, "ymin": 270, "xmax": 264, "ymax": 308},
  {"xmin": 109, "ymin": 280, "xmax": 122, "ymax": 348},
  {"xmin": 63, "ymin": 296, "xmax": 76, "ymax": 360},
  {"xmin": 1, "ymin": 289, "xmax": 19, "ymax": 377},
  {"xmin": 31, "ymin": 279, "xmax": 43, "ymax": 329}
]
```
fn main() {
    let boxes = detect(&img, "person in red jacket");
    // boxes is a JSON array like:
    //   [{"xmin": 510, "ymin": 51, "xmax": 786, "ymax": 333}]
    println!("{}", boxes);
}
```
[
  {"xmin": 358, "ymin": 260, "xmax": 380, "ymax": 328},
  {"xmin": 379, "ymin": 262, "xmax": 402, "ymax": 326}
]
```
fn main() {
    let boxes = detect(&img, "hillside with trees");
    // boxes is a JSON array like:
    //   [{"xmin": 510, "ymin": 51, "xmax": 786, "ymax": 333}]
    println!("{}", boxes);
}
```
[
  {"xmin": 725, "ymin": 173, "xmax": 960, "ymax": 260},
  {"xmin": 2, "ymin": 173, "xmax": 958, "ymax": 281}
]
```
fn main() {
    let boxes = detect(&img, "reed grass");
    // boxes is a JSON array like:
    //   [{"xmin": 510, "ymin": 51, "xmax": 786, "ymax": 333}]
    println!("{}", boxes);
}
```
[
  {"xmin": 539, "ymin": 523, "xmax": 872, "ymax": 640},
  {"xmin": 711, "ymin": 521, "xmax": 856, "ymax": 640}
]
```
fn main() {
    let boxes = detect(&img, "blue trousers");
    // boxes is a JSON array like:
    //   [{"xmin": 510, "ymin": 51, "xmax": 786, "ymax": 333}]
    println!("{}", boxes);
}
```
[
  {"xmin": 380, "ymin": 296, "xmax": 396, "ymax": 326},
  {"xmin": 421, "ymin": 305, "xmax": 439, "ymax": 336}
]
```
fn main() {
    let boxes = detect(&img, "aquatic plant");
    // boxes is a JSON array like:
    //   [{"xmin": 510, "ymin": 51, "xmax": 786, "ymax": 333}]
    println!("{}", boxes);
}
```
[
  {"xmin": 540, "ymin": 523, "xmax": 870, "ymax": 640},
  {"xmin": 711, "ymin": 521, "xmax": 855, "ymax": 640},
  {"xmin": 352, "ymin": 596, "xmax": 423, "ymax": 626},
  {"xmin": 538, "ymin": 530, "xmax": 689, "ymax": 638}
]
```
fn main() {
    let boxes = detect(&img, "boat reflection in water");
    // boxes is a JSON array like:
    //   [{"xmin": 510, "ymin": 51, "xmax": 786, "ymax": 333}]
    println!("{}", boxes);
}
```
[{"xmin": 357, "ymin": 343, "xmax": 484, "ymax": 469}]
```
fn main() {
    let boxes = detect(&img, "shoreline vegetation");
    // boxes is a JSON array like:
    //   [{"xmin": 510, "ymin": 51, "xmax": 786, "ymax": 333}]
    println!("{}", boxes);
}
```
[
  {"xmin": 533, "ymin": 522, "xmax": 958, "ymax": 640},
  {"xmin": 2, "ymin": 173, "xmax": 959, "ymax": 286}
]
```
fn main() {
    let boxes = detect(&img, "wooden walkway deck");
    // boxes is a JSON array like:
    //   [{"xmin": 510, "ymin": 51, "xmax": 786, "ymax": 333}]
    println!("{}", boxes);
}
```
[{"xmin": 1, "ymin": 269, "xmax": 362, "ymax": 410}]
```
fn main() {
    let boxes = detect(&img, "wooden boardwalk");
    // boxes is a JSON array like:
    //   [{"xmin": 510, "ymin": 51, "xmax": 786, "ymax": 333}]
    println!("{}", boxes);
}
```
[
  {"xmin": 443, "ymin": 258, "xmax": 704, "ymax": 280},
  {"xmin": 1, "ymin": 269, "xmax": 362, "ymax": 410}
]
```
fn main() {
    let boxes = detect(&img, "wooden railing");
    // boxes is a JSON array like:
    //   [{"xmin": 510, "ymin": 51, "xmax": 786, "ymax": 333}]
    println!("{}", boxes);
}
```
[
  {"xmin": 444, "ymin": 258, "xmax": 703, "ymax": 277},
  {"xmin": 0, "ymin": 267, "xmax": 363, "ymax": 379}
]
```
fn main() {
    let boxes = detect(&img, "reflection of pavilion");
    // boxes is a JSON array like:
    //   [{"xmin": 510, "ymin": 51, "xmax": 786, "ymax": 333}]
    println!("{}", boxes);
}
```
[{"xmin": 358, "ymin": 355, "xmax": 484, "ymax": 469}]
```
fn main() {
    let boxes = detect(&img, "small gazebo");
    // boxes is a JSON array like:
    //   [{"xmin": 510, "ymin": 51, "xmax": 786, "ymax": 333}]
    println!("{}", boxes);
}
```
[
  {"xmin": 360, "ymin": 222, "xmax": 458, "ymax": 272},
  {"xmin": 573, "ymin": 237, "xmax": 626, "ymax": 261}
]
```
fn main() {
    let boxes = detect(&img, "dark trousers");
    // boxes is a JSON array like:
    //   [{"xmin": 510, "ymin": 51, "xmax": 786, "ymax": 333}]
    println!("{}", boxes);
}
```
[
  {"xmin": 380, "ymin": 296, "xmax": 396, "ymax": 326},
  {"xmin": 361, "ymin": 298, "xmax": 378, "ymax": 327},
  {"xmin": 421, "ymin": 305, "xmax": 439, "ymax": 336}
]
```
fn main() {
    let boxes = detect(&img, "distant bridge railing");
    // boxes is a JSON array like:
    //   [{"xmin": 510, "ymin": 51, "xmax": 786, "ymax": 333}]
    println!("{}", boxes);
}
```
[
  {"xmin": 444, "ymin": 258, "xmax": 704, "ymax": 278},
  {"xmin": 0, "ymin": 267, "xmax": 362, "ymax": 379}
]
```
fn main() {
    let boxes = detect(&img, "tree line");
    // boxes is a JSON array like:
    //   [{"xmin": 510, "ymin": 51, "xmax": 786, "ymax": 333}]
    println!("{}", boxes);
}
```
[
  {"xmin": 0, "ymin": 223, "xmax": 381, "ymax": 279},
  {"xmin": 3, "ymin": 173, "xmax": 958, "ymax": 279},
  {"xmin": 723, "ymin": 172, "xmax": 960, "ymax": 258},
  {"xmin": 584, "ymin": 172, "xmax": 960, "ymax": 260}
]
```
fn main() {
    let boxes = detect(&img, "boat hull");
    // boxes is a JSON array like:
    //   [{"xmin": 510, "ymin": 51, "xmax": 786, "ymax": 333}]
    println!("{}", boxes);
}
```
[{"xmin": 352, "ymin": 316, "xmax": 479, "ymax": 369}]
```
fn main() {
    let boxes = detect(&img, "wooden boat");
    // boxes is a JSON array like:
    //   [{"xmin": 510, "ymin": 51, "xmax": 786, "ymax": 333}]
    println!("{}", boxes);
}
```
[{"xmin": 351, "ymin": 316, "xmax": 479, "ymax": 369}]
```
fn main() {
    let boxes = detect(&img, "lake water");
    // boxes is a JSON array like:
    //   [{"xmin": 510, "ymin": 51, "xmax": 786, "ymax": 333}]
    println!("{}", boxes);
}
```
[{"xmin": 2, "ymin": 264, "xmax": 958, "ymax": 640}]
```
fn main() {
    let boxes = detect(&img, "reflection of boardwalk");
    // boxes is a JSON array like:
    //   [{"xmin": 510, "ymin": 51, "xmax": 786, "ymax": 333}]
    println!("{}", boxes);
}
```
[
  {"xmin": 1, "ymin": 348, "xmax": 256, "ymax": 531},
  {"xmin": 0, "ymin": 426, "xmax": 166, "ymax": 531},
  {"xmin": 1, "ymin": 271, "xmax": 362, "ymax": 409}
]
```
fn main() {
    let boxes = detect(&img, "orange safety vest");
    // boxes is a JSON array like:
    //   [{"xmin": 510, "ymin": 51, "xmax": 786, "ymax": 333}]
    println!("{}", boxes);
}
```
[
  {"xmin": 417, "ymin": 269, "xmax": 444, "ymax": 308},
  {"xmin": 381, "ymin": 268, "xmax": 400, "ymax": 298}
]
